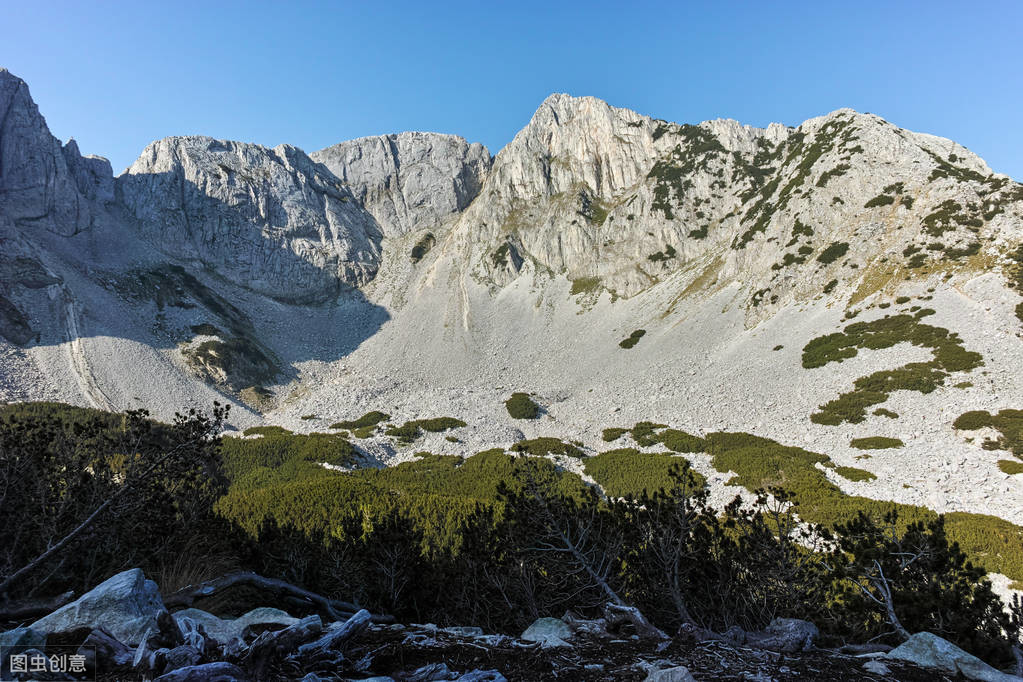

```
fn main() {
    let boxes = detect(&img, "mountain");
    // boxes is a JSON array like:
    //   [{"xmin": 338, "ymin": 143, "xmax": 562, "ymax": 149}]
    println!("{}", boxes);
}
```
[{"xmin": 3, "ymin": 66, "xmax": 1023, "ymax": 568}]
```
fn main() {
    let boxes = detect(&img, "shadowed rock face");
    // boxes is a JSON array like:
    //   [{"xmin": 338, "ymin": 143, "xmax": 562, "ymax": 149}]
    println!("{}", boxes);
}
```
[
  {"xmin": 311, "ymin": 132, "xmax": 491, "ymax": 237},
  {"xmin": 117, "ymin": 137, "xmax": 384, "ymax": 304},
  {"xmin": 0, "ymin": 68, "xmax": 112, "ymax": 237}
]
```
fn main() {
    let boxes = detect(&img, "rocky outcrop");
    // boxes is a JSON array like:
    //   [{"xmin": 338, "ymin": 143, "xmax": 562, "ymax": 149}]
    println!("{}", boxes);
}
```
[
  {"xmin": 446, "ymin": 91, "xmax": 1023, "ymax": 315},
  {"xmin": 117, "ymin": 136, "xmax": 383, "ymax": 303},
  {"xmin": 887, "ymin": 632, "xmax": 1023, "ymax": 681},
  {"xmin": 311, "ymin": 132, "xmax": 490, "ymax": 238},
  {"xmin": 0, "ymin": 68, "xmax": 110, "ymax": 237},
  {"xmin": 30, "ymin": 568, "xmax": 166, "ymax": 646}
]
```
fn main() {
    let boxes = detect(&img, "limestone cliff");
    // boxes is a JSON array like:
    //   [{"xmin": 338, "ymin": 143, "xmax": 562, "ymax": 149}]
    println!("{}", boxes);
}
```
[
  {"xmin": 311, "ymin": 132, "xmax": 490, "ymax": 237},
  {"xmin": 117, "ymin": 137, "xmax": 382, "ymax": 303}
]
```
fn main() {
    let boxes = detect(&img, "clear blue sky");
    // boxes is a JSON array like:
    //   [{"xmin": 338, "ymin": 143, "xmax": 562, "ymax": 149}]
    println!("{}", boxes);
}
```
[{"xmin": 5, "ymin": 1, "xmax": 1022, "ymax": 179}]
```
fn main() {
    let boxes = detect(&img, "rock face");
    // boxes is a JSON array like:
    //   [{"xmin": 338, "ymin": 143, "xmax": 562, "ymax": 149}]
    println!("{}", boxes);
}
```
[
  {"xmin": 30, "ymin": 569, "xmax": 166, "ymax": 646},
  {"xmin": 0, "ymin": 68, "xmax": 111, "ymax": 237},
  {"xmin": 311, "ymin": 132, "xmax": 491, "ymax": 237},
  {"xmin": 447, "ymin": 91, "xmax": 1023, "ymax": 316},
  {"xmin": 117, "ymin": 136, "xmax": 383, "ymax": 303}
]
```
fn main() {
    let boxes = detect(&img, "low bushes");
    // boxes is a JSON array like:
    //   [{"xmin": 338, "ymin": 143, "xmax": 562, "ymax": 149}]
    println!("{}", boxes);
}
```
[{"xmin": 506, "ymin": 393, "xmax": 540, "ymax": 419}]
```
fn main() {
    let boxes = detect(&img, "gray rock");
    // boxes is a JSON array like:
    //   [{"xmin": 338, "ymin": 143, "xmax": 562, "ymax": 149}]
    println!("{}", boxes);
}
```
[
  {"xmin": 756, "ymin": 617, "xmax": 819, "ymax": 653},
  {"xmin": 643, "ymin": 666, "xmax": 697, "ymax": 682},
  {"xmin": 154, "ymin": 661, "xmax": 248, "ymax": 682},
  {"xmin": 30, "ymin": 568, "xmax": 165, "ymax": 646},
  {"xmin": 886, "ymin": 632, "xmax": 1022, "ymax": 681},
  {"xmin": 520, "ymin": 617, "xmax": 573, "ymax": 648},
  {"xmin": 862, "ymin": 659, "xmax": 891, "ymax": 676},
  {"xmin": 118, "ymin": 136, "xmax": 382, "ymax": 304},
  {"xmin": 311, "ymin": 132, "xmax": 491, "ymax": 237}
]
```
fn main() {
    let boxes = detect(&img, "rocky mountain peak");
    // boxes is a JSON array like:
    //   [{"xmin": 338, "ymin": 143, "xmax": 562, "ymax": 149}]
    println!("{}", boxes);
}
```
[
  {"xmin": 0, "ymin": 68, "xmax": 108, "ymax": 237},
  {"xmin": 117, "ymin": 134, "xmax": 383, "ymax": 304},
  {"xmin": 310, "ymin": 131, "xmax": 491, "ymax": 237}
]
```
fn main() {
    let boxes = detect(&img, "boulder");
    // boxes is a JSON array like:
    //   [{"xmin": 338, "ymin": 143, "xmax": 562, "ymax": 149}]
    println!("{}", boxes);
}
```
[
  {"xmin": 862, "ymin": 659, "xmax": 891, "ymax": 676},
  {"xmin": 154, "ymin": 661, "xmax": 248, "ymax": 682},
  {"xmin": 520, "ymin": 617, "xmax": 573, "ymax": 648},
  {"xmin": 30, "ymin": 569, "xmax": 165, "ymax": 646},
  {"xmin": 643, "ymin": 666, "xmax": 697, "ymax": 682},
  {"xmin": 886, "ymin": 632, "xmax": 1022, "ymax": 681},
  {"xmin": 751, "ymin": 617, "xmax": 819, "ymax": 653}
]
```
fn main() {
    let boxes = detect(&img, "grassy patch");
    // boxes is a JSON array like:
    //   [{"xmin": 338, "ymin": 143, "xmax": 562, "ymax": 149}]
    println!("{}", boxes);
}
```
[
  {"xmin": 570, "ymin": 276, "xmax": 601, "ymax": 296},
  {"xmin": 850, "ymin": 436, "xmax": 905, "ymax": 450}
]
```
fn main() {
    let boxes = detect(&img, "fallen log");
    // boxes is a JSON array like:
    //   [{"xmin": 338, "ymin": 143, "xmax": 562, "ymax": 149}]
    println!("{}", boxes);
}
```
[
  {"xmin": 296, "ymin": 608, "xmax": 371, "ymax": 659},
  {"xmin": 243, "ymin": 614, "xmax": 322, "ymax": 681},
  {"xmin": 603, "ymin": 602, "xmax": 669, "ymax": 641},
  {"xmin": 163, "ymin": 571, "xmax": 393, "ymax": 624}
]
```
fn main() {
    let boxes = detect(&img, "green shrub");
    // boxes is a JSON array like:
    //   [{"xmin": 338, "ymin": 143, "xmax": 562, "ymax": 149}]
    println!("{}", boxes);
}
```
[
  {"xmin": 510, "ymin": 437, "xmax": 584, "ymax": 458},
  {"xmin": 619, "ymin": 329, "xmax": 647, "ymax": 349},
  {"xmin": 330, "ymin": 411, "xmax": 390, "ymax": 431},
  {"xmin": 410, "ymin": 232, "xmax": 436, "ymax": 264},
  {"xmin": 953, "ymin": 409, "xmax": 1023, "ymax": 456},
  {"xmin": 822, "ymin": 279, "xmax": 839, "ymax": 295},
  {"xmin": 385, "ymin": 417, "xmax": 467, "ymax": 444},
  {"xmin": 804, "ymin": 314, "xmax": 983, "ymax": 424},
  {"xmin": 999, "ymin": 460, "xmax": 1023, "ymax": 475},
  {"xmin": 834, "ymin": 466, "xmax": 877, "ymax": 482},
  {"xmin": 505, "ymin": 393, "xmax": 540, "ymax": 419},
  {"xmin": 190, "ymin": 323, "xmax": 221, "ymax": 336},
  {"xmin": 873, "ymin": 408, "xmax": 899, "ymax": 419},
  {"xmin": 658, "ymin": 429, "xmax": 706, "ymax": 453},
  {"xmin": 703, "ymin": 431, "xmax": 1023, "ymax": 581},
  {"xmin": 602, "ymin": 427, "xmax": 629, "ymax": 442},
  {"xmin": 816, "ymin": 241, "xmax": 850, "ymax": 265},
  {"xmin": 850, "ymin": 437, "xmax": 904, "ymax": 450},
  {"xmin": 864, "ymin": 194, "xmax": 895, "ymax": 208},
  {"xmin": 584, "ymin": 449, "xmax": 707, "ymax": 498}
]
